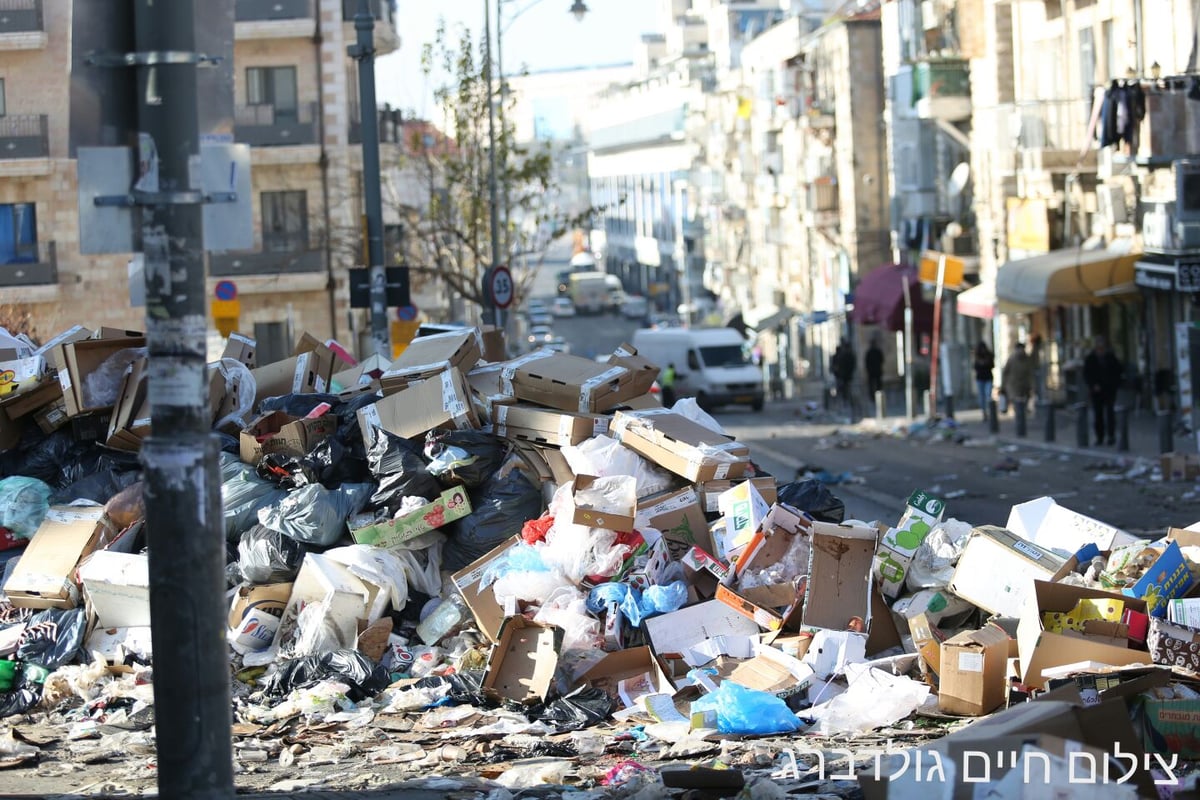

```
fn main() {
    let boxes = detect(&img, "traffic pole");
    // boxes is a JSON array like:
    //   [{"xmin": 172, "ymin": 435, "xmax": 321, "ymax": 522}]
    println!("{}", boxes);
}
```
[
  {"xmin": 133, "ymin": 0, "xmax": 234, "ymax": 795},
  {"xmin": 483, "ymin": 0, "xmax": 501, "ymax": 328},
  {"xmin": 349, "ymin": 0, "xmax": 390, "ymax": 358}
]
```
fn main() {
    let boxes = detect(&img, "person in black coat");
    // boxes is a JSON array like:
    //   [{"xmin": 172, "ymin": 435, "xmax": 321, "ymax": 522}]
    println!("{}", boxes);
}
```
[{"xmin": 1083, "ymin": 336, "xmax": 1123, "ymax": 446}]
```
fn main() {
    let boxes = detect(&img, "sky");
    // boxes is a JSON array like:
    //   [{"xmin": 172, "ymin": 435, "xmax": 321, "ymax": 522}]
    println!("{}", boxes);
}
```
[{"xmin": 378, "ymin": 0, "xmax": 662, "ymax": 119}]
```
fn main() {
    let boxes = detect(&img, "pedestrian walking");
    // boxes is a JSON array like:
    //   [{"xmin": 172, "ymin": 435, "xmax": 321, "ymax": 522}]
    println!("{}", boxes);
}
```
[
  {"xmin": 1083, "ymin": 336, "xmax": 1122, "ymax": 445},
  {"xmin": 661, "ymin": 362, "xmax": 677, "ymax": 408},
  {"xmin": 865, "ymin": 338, "xmax": 884, "ymax": 405},
  {"xmin": 1001, "ymin": 342, "xmax": 1034, "ymax": 418},
  {"xmin": 830, "ymin": 338, "xmax": 857, "ymax": 419},
  {"xmin": 972, "ymin": 341, "xmax": 995, "ymax": 422}
]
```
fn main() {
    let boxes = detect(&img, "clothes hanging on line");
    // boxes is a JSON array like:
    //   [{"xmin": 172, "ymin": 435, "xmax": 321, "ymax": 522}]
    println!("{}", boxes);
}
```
[{"xmin": 1098, "ymin": 80, "xmax": 1146, "ymax": 150}]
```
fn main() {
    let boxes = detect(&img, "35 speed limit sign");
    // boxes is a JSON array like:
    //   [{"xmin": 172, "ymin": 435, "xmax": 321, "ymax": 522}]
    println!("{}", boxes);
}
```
[{"xmin": 488, "ymin": 265, "xmax": 514, "ymax": 309}]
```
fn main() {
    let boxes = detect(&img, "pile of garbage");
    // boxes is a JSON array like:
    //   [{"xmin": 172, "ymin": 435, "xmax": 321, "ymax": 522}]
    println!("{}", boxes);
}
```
[{"xmin": 2, "ymin": 323, "xmax": 1200, "ymax": 797}]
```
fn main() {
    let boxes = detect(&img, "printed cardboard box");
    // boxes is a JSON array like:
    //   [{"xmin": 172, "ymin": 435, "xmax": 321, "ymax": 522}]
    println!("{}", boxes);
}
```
[
  {"xmin": 680, "ymin": 546, "xmax": 729, "ymax": 600},
  {"xmin": 379, "ymin": 327, "xmax": 482, "ymax": 392},
  {"xmin": 57, "ymin": 336, "xmax": 146, "ymax": 418},
  {"xmin": 581, "ymin": 645, "xmax": 676, "ymax": 706},
  {"xmin": 622, "ymin": 528, "xmax": 673, "ymax": 591},
  {"xmin": 501, "ymin": 350, "xmax": 639, "ymax": 413},
  {"xmin": 349, "ymin": 487, "xmax": 472, "ymax": 549},
  {"xmin": 697, "ymin": 477, "xmax": 777, "ymax": 514},
  {"xmin": 726, "ymin": 503, "xmax": 812, "ymax": 609},
  {"xmin": 612, "ymin": 409, "xmax": 750, "ymax": 482},
  {"xmin": 636, "ymin": 486, "xmax": 713, "ymax": 558},
  {"xmin": 0, "ymin": 355, "xmax": 46, "ymax": 399},
  {"xmin": 239, "ymin": 410, "xmax": 336, "ymax": 465},
  {"xmin": 1120, "ymin": 539, "xmax": 1196, "ymax": 618},
  {"xmin": 1146, "ymin": 616, "xmax": 1200, "ymax": 672},
  {"xmin": 227, "ymin": 582, "xmax": 292, "ymax": 655},
  {"xmin": 874, "ymin": 490, "xmax": 944, "ymax": 600},
  {"xmin": 1006, "ymin": 496, "xmax": 1140, "ymax": 553},
  {"xmin": 3, "ymin": 506, "xmax": 105, "ymax": 609},
  {"xmin": 715, "ymin": 480, "xmax": 772, "ymax": 563},
  {"xmin": 1137, "ymin": 697, "xmax": 1200, "ymax": 758},
  {"xmin": 356, "ymin": 369, "xmax": 478, "ymax": 447},
  {"xmin": 948, "ymin": 526, "xmax": 1071, "ymax": 619},
  {"xmin": 492, "ymin": 403, "xmax": 607, "ymax": 447},
  {"xmin": 937, "ymin": 626, "xmax": 1009, "ymax": 716}
]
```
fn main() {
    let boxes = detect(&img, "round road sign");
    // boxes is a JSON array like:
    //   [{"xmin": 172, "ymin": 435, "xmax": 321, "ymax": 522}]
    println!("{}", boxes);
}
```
[
  {"xmin": 489, "ymin": 265, "xmax": 514, "ymax": 310},
  {"xmin": 215, "ymin": 280, "xmax": 238, "ymax": 301},
  {"xmin": 396, "ymin": 304, "xmax": 418, "ymax": 321}
]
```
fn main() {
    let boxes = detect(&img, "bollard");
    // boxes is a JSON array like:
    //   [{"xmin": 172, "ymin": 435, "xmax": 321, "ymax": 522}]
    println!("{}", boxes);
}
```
[
  {"xmin": 1158, "ymin": 410, "xmax": 1174, "ymax": 454},
  {"xmin": 943, "ymin": 395, "xmax": 955, "ymax": 420},
  {"xmin": 1014, "ymin": 400, "xmax": 1028, "ymax": 437},
  {"xmin": 875, "ymin": 390, "xmax": 885, "ymax": 422},
  {"xmin": 921, "ymin": 390, "xmax": 931, "ymax": 418},
  {"xmin": 1039, "ymin": 401, "xmax": 1055, "ymax": 443},
  {"xmin": 1115, "ymin": 404, "xmax": 1130, "ymax": 452},
  {"xmin": 824, "ymin": 386, "xmax": 831, "ymax": 411},
  {"xmin": 988, "ymin": 400, "xmax": 1000, "ymax": 434},
  {"xmin": 1073, "ymin": 402, "xmax": 1089, "ymax": 448}
]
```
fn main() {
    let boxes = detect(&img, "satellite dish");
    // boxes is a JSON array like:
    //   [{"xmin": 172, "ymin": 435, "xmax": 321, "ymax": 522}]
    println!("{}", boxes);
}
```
[{"xmin": 948, "ymin": 162, "xmax": 971, "ymax": 198}]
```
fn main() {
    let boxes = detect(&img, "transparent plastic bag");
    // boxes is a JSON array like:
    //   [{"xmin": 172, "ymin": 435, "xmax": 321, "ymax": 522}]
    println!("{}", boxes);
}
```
[
  {"xmin": 905, "ymin": 519, "xmax": 974, "ymax": 591},
  {"xmin": 82, "ymin": 347, "xmax": 147, "ymax": 409},
  {"xmin": 0, "ymin": 476, "xmax": 51, "ymax": 538},
  {"xmin": 669, "ymin": 397, "xmax": 727, "ymax": 436},
  {"xmin": 211, "ymin": 358, "xmax": 255, "ymax": 431},
  {"xmin": 689, "ymin": 680, "xmax": 801, "ymax": 735},
  {"xmin": 571, "ymin": 475, "xmax": 637, "ymax": 526},
  {"xmin": 805, "ymin": 664, "xmax": 930, "ymax": 734},
  {"xmin": 560, "ymin": 435, "xmax": 674, "ymax": 497}
]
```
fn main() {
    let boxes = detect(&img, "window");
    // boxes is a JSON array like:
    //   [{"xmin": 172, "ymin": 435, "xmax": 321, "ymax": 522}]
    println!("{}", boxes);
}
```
[
  {"xmin": 0, "ymin": 79, "xmax": 7, "ymax": 118},
  {"xmin": 261, "ymin": 191, "xmax": 307, "ymax": 252},
  {"xmin": 1078, "ymin": 27, "xmax": 1096, "ymax": 101},
  {"xmin": 0, "ymin": 203, "xmax": 37, "ymax": 264},
  {"xmin": 245, "ymin": 67, "xmax": 298, "ymax": 116}
]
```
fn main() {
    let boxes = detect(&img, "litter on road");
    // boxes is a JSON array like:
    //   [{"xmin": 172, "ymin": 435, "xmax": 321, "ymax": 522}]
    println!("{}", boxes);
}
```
[{"xmin": 0, "ymin": 323, "xmax": 1199, "ymax": 798}]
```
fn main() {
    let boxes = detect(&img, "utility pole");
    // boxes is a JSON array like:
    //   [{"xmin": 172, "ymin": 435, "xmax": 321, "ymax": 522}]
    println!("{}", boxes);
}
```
[
  {"xmin": 349, "ymin": 0, "xmax": 390, "ymax": 357},
  {"xmin": 132, "ymin": 0, "xmax": 234, "ymax": 795},
  {"xmin": 483, "ymin": 0, "xmax": 502, "ymax": 327}
]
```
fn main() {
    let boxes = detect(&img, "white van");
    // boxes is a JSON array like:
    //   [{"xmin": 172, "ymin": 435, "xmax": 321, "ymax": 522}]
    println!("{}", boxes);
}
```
[{"xmin": 630, "ymin": 327, "xmax": 764, "ymax": 412}]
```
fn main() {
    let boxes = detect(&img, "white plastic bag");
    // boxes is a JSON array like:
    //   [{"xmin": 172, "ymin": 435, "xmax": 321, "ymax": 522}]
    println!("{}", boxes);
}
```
[
  {"xmin": 805, "ymin": 664, "xmax": 930, "ymax": 734},
  {"xmin": 561, "ymin": 435, "xmax": 674, "ymax": 496},
  {"xmin": 211, "ymin": 358, "xmax": 256, "ymax": 431},
  {"xmin": 322, "ymin": 545, "xmax": 410, "ymax": 623},
  {"xmin": 905, "ymin": 518, "xmax": 974, "ymax": 592},
  {"xmin": 669, "ymin": 397, "xmax": 727, "ymax": 436}
]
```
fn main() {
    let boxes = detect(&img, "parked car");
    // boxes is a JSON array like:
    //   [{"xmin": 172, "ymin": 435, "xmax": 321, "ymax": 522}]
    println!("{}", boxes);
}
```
[
  {"xmin": 529, "ymin": 312, "xmax": 553, "ymax": 327},
  {"xmin": 552, "ymin": 298, "xmax": 576, "ymax": 317}
]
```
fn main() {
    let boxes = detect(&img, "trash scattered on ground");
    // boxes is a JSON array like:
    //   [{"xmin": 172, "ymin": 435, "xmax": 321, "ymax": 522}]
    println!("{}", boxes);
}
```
[{"xmin": 1, "ymin": 324, "xmax": 1199, "ymax": 797}]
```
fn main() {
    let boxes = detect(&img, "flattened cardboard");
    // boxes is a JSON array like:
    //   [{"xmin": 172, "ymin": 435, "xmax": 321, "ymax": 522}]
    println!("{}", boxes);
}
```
[
  {"xmin": 58, "ymin": 336, "xmax": 146, "ymax": 418},
  {"xmin": 239, "ymin": 410, "xmax": 336, "ymax": 465},
  {"xmin": 948, "ymin": 526, "xmax": 1071, "ymax": 619},
  {"xmin": 1016, "ymin": 581, "xmax": 1153, "ymax": 689},
  {"xmin": 3, "ymin": 506, "xmax": 105, "ymax": 609},
  {"xmin": 482, "ymin": 616, "xmax": 562, "ymax": 704},
  {"xmin": 380, "ymin": 327, "xmax": 482, "ymax": 391},
  {"xmin": 607, "ymin": 342, "xmax": 660, "ymax": 395},
  {"xmin": 106, "ymin": 358, "xmax": 150, "ymax": 452},
  {"xmin": 78, "ymin": 551, "xmax": 150, "ymax": 628},
  {"xmin": 612, "ymin": 409, "xmax": 750, "ymax": 483},
  {"xmin": 356, "ymin": 369, "xmax": 478, "ymax": 447},
  {"xmin": 636, "ymin": 486, "xmax": 713, "ymax": 558},
  {"xmin": 938, "ymin": 626, "xmax": 1009, "ymax": 716},
  {"xmin": 1006, "ymin": 496, "xmax": 1139, "ymax": 553},
  {"xmin": 581, "ymin": 645, "xmax": 676, "ymax": 702},
  {"xmin": 1, "ymin": 377, "xmax": 62, "ymax": 420},
  {"xmin": 493, "ymin": 403, "xmax": 607, "ymax": 447},
  {"xmin": 502, "ymin": 351, "xmax": 639, "ymax": 413},
  {"xmin": 698, "ymin": 477, "xmax": 777, "ymax": 514},
  {"xmin": 571, "ymin": 474, "xmax": 637, "ymax": 531},
  {"xmin": 349, "ymin": 486, "xmax": 472, "ymax": 548},
  {"xmin": 452, "ymin": 536, "xmax": 522, "ymax": 643},
  {"xmin": 802, "ymin": 521, "xmax": 877, "ymax": 631},
  {"xmin": 642, "ymin": 599, "xmax": 761, "ymax": 660}
]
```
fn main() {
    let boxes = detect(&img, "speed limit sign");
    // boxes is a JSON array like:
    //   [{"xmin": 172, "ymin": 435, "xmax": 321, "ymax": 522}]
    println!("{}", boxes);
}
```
[{"xmin": 488, "ymin": 265, "xmax": 514, "ymax": 309}]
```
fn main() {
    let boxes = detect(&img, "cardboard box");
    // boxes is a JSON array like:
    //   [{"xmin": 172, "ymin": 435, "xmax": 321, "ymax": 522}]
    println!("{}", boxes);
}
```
[
  {"xmin": 1168, "ymin": 597, "xmax": 1200, "ymax": 627},
  {"xmin": 802, "ymin": 521, "xmax": 877, "ymax": 631},
  {"xmin": 2, "ymin": 506, "xmax": 105, "ymax": 609},
  {"xmin": 380, "ymin": 327, "xmax": 482, "ymax": 391},
  {"xmin": 715, "ymin": 480, "xmax": 772, "ymax": 562},
  {"xmin": 636, "ymin": 487, "xmax": 713, "ymax": 559},
  {"xmin": 239, "ymin": 410, "xmax": 336, "ymax": 465},
  {"xmin": 478, "ymin": 325, "xmax": 507, "ymax": 363},
  {"xmin": 250, "ymin": 341, "xmax": 335, "ymax": 408},
  {"xmin": 622, "ymin": 528, "xmax": 673, "ymax": 591},
  {"xmin": 501, "ymin": 350, "xmax": 639, "ymax": 413},
  {"xmin": 642, "ymin": 599, "xmax": 761, "ymax": 660},
  {"xmin": 715, "ymin": 581, "xmax": 804, "ymax": 631},
  {"xmin": 1146, "ymin": 616, "xmax": 1200, "ymax": 672},
  {"xmin": 1161, "ymin": 452, "xmax": 1200, "ymax": 482},
  {"xmin": 57, "ymin": 336, "xmax": 146, "ymax": 418},
  {"xmin": 78, "ymin": 551, "xmax": 150, "ymax": 628},
  {"xmin": 607, "ymin": 343, "xmax": 660, "ymax": 396},
  {"xmin": 581, "ymin": 645, "xmax": 675, "ymax": 706},
  {"xmin": 697, "ymin": 477, "xmax": 777, "ymax": 514},
  {"xmin": 0, "ymin": 355, "xmax": 46, "ymax": 399},
  {"xmin": 1006, "ymin": 496, "xmax": 1140, "ymax": 553},
  {"xmin": 105, "ymin": 358, "xmax": 150, "ymax": 451},
  {"xmin": 1137, "ymin": 697, "xmax": 1200, "ymax": 758},
  {"xmin": 35, "ymin": 325, "xmax": 91, "ymax": 370},
  {"xmin": 2, "ymin": 377, "xmax": 63, "ymax": 421},
  {"xmin": 465, "ymin": 363, "xmax": 514, "ymax": 420},
  {"xmin": 221, "ymin": 333, "xmax": 257, "ymax": 369},
  {"xmin": 349, "ymin": 486, "xmax": 472, "ymax": 549},
  {"xmin": 1016, "ymin": 581, "xmax": 1153, "ymax": 689},
  {"xmin": 938, "ymin": 626, "xmax": 1009, "ymax": 716},
  {"xmin": 227, "ymin": 582, "xmax": 292, "ymax": 654},
  {"xmin": 33, "ymin": 397, "xmax": 69, "ymax": 434},
  {"xmin": 356, "ymin": 369, "xmax": 478, "ymax": 447},
  {"xmin": 94, "ymin": 327, "xmax": 144, "ymax": 339},
  {"xmin": 681, "ymin": 546, "xmax": 730, "ymax": 600},
  {"xmin": 948, "ymin": 526, "xmax": 1071, "ymax": 619},
  {"xmin": 482, "ymin": 616, "xmax": 562, "ymax": 704},
  {"xmin": 1120, "ymin": 539, "xmax": 1196, "ymax": 618},
  {"xmin": 571, "ymin": 474, "xmax": 637, "ymax": 531},
  {"xmin": 493, "ymin": 403, "xmax": 607, "ymax": 447},
  {"xmin": 612, "ymin": 409, "xmax": 750, "ymax": 483},
  {"xmin": 452, "ymin": 536, "xmax": 521, "ymax": 643},
  {"xmin": 726, "ymin": 503, "xmax": 812, "ymax": 609}
]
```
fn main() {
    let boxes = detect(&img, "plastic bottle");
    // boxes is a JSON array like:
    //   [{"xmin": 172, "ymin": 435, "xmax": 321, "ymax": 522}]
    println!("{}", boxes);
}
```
[{"xmin": 416, "ymin": 595, "xmax": 467, "ymax": 645}]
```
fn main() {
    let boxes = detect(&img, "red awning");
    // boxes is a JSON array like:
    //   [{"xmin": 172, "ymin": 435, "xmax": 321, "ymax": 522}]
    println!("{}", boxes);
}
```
[{"xmin": 849, "ymin": 264, "xmax": 934, "ymax": 333}]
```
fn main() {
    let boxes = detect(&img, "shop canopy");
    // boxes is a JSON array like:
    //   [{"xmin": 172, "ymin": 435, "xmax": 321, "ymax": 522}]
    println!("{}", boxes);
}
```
[
  {"xmin": 849, "ymin": 264, "xmax": 934, "ymax": 334},
  {"xmin": 995, "ymin": 247, "xmax": 1141, "ymax": 314},
  {"xmin": 956, "ymin": 279, "xmax": 996, "ymax": 320}
]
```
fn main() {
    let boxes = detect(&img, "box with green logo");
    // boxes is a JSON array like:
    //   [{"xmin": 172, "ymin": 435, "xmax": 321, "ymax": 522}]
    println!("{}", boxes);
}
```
[
  {"xmin": 873, "ymin": 489, "xmax": 945, "ymax": 599},
  {"xmin": 636, "ymin": 486, "xmax": 712, "ymax": 559}
]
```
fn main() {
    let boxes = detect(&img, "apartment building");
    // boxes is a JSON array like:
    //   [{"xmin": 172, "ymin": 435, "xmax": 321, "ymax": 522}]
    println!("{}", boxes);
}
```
[{"xmin": 0, "ymin": 0, "xmax": 400, "ymax": 352}]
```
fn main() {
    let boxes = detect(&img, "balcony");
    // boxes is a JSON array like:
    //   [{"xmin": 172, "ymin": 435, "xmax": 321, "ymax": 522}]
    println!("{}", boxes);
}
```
[
  {"xmin": 234, "ymin": 102, "xmax": 318, "ymax": 147},
  {"xmin": 348, "ymin": 103, "xmax": 405, "ymax": 146},
  {"xmin": 342, "ymin": 0, "xmax": 398, "ymax": 54},
  {"xmin": 0, "ymin": 240, "xmax": 56, "ymax": 287},
  {"xmin": 0, "ymin": 0, "xmax": 44, "ymax": 49},
  {"xmin": 209, "ymin": 231, "xmax": 322, "ymax": 277},
  {"xmin": 981, "ymin": 98, "xmax": 1097, "ymax": 176},
  {"xmin": 0, "ymin": 115, "xmax": 47, "ymax": 159},
  {"xmin": 911, "ymin": 59, "xmax": 971, "ymax": 121},
  {"xmin": 235, "ymin": 0, "xmax": 314, "ymax": 38}
]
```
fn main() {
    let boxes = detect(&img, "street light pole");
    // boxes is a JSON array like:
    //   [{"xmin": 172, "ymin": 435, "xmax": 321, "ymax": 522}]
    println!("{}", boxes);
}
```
[{"xmin": 483, "ymin": 0, "xmax": 502, "ymax": 328}]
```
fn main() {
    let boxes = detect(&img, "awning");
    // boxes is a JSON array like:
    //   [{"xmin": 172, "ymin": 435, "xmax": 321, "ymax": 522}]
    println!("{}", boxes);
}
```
[
  {"xmin": 995, "ymin": 246, "xmax": 1141, "ymax": 313},
  {"xmin": 848, "ymin": 264, "xmax": 934, "ymax": 334},
  {"xmin": 745, "ymin": 305, "xmax": 798, "ymax": 334},
  {"xmin": 956, "ymin": 280, "xmax": 996, "ymax": 320}
]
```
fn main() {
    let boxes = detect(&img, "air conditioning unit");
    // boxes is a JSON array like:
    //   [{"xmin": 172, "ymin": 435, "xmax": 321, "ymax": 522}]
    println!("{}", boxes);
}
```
[
  {"xmin": 1143, "ymin": 210, "xmax": 1177, "ymax": 251},
  {"xmin": 1174, "ymin": 160, "xmax": 1200, "ymax": 222},
  {"xmin": 1096, "ymin": 185, "xmax": 1127, "ymax": 226},
  {"xmin": 1176, "ymin": 220, "xmax": 1200, "ymax": 249}
]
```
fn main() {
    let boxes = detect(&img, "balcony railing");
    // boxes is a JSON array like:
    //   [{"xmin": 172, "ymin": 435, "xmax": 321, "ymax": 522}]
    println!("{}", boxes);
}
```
[
  {"xmin": 979, "ymin": 98, "xmax": 1093, "ymax": 171},
  {"xmin": 235, "ymin": 0, "xmax": 312, "ymax": 21},
  {"xmin": 0, "ymin": 239, "xmax": 55, "ymax": 286},
  {"xmin": 234, "ymin": 101, "xmax": 318, "ymax": 147},
  {"xmin": 0, "ymin": 114, "xmax": 47, "ymax": 158},
  {"xmin": 348, "ymin": 103, "xmax": 404, "ymax": 145},
  {"xmin": 911, "ymin": 59, "xmax": 970, "ymax": 103},
  {"xmin": 0, "ymin": 0, "xmax": 42, "ymax": 34},
  {"xmin": 209, "ymin": 231, "xmax": 322, "ymax": 277},
  {"xmin": 341, "ymin": 0, "xmax": 394, "ymax": 26}
]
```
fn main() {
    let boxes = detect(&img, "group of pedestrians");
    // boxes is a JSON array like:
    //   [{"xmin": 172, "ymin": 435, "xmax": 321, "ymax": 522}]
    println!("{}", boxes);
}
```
[{"xmin": 830, "ymin": 334, "xmax": 1125, "ymax": 445}]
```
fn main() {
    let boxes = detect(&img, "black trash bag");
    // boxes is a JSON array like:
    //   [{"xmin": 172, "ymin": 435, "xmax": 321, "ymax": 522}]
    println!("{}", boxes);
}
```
[
  {"xmin": 216, "ymin": 431, "xmax": 241, "ymax": 455},
  {"xmin": 50, "ymin": 467, "xmax": 142, "ymax": 506},
  {"xmin": 367, "ymin": 428, "xmax": 441, "ymax": 511},
  {"xmin": 424, "ymin": 430, "xmax": 504, "ymax": 490},
  {"xmin": 262, "ymin": 649, "xmax": 390, "ymax": 702},
  {"xmin": 412, "ymin": 670, "xmax": 491, "ymax": 707},
  {"xmin": 238, "ymin": 524, "xmax": 307, "ymax": 584},
  {"xmin": 333, "ymin": 391, "xmax": 382, "ymax": 437},
  {"xmin": 15, "ymin": 607, "xmax": 87, "ymax": 670},
  {"xmin": 531, "ymin": 686, "xmax": 615, "ymax": 732},
  {"xmin": 0, "ymin": 687, "xmax": 41, "ymax": 719},
  {"xmin": 443, "ymin": 468, "xmax": 544, "ymax": 571},
  {"xmin": 256, "ymin": 452, "xmax": 318, "ymax": 490},
  {"xmin": 258, "ymin": 392, "xmax": 342, "ymax": 420},
  {"xmin": 258, "ymin": 439, "xmax": 371, "ymax": 491},
  {"xmin": 776, "ymin": 479, "xmax": 846, "ymax": 523},
  {"xmin": 58, "ymin": 448, "xmax": 142, "ymax": 490},
  {"xmin": 221, "ymin": 455, "xmax": 288, "ymax": 542},
  {"xmin": 1, "ymin": 428, "xmax": 74, "ymax": 485},
  {"xmin": 257, "ymin": 482, "xmax": 373, "ymax": 546}
]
